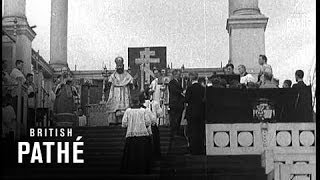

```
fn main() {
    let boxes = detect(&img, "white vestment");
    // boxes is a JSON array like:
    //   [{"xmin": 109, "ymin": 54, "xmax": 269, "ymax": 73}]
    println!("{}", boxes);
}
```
[
  {"xmin": 10, "ymin": 68, "xmax": 26, "ymax": 84},
  {"xmin": 106, "ymin": 71, "xmax": 133, "ymax": 123},
  {"xmin": 240, "ymin": 73, "xmax": 256, "ymax": 85},
  {"xmin": 121, "ymin": 108, "xmax": 152, "ymax": 137},
  {"xmin": 9, "ymin": 68, "xmax": 26, "ymax": 97},
  {"xmin": 150, "ymin": 78, "xmax": 161, "ymax": 102},
  {"xmin": 144, "ymin": 100, "xmax": 162, "ymax": 126},
  {"xmin": 78, "ymin": 115, "xmax": 87, "ymax": 126}
]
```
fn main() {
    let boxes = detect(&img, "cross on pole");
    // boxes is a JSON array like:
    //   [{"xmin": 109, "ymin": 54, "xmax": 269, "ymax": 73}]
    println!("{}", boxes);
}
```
[{"xmin": 135, "ymin": 47, "xmax": 160, "ymax": 91}]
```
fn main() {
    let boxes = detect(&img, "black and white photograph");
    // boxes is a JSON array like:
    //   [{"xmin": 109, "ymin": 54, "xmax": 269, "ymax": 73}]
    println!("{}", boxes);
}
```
[{"xmin": 1, "ymin": 0, "xmax": 316, "ymax": 179}]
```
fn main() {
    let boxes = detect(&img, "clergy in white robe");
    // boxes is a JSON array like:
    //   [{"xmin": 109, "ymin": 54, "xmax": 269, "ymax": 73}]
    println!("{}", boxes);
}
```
[
  {"xmin": 106, "ymin": 57, "xmax": 133, "ymax": 124},
  {"xmin": 149, "ymin": 69, "xmax": 167, "ymax": 125},
  {"xmin": 149, "ymin": 69, "xmax": 162, "ymax": 102},
  {"xmin": 238, "ymin": 64, "xmax": 256, "ymax": 85},
  {"xmin": 150, "ymin": 78, "xmax": 161, "ymax": 102}
]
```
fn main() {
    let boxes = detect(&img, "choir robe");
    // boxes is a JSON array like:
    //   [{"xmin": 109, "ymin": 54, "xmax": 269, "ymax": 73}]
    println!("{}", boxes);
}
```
[
  {"xmin": 120, "ymin": 108, "xmax": 153, "ymax": 174},
  {"xmin": 185, "ymin": 81, "xmax": 205, "ymax": 155}
]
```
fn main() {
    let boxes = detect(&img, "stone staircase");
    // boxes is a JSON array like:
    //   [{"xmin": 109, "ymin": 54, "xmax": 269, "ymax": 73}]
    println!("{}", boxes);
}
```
[
  {"xmin": 1, "ymin": 126, "xmax": 170, "ymax": 179},
  {"xmin": 2, "ymin": 126, "xmax": 267, "ymax": 180},
  {"xmin": 161, "ymin": 136, "xmax": 268, "ymax": 180}
]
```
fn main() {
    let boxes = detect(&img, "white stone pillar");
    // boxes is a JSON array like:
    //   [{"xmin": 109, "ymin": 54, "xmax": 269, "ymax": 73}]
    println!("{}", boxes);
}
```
[
  {"xmin": 229, "ymin": 0, "xmax": 260, "ymax": 16},
  {"xmin": 2, "ymin": 0, "xmax": 36, "ymax": 74},
  {"xmin": 3, "ymin": 0, "xmax": 26, "ymax": 18},
  {"xmin": 50, "ymin": 0, "xmax": 68, "ymax": 71},
  {"xmin": 227, "ymin": 0, "xmax": 268, "ymax": 75}
]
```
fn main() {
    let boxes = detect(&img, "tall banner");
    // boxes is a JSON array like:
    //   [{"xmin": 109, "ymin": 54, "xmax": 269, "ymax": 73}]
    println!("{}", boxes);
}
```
[{"xmin": 128, "ymin": 47, "xmax": 166, "ymax": 91}]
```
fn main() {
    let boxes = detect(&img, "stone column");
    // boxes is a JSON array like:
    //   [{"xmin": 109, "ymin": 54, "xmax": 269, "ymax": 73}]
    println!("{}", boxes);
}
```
[
  {"xmin": 2, "ymin": 0, "xmax": 36, "ymax": 74},
  {"xmin": 3, "ymin": 0, "xmax": 26, "ymax": 18},
  {"xmin": 50, "ymin": 0, "xmax": 68, "ymax": 71},
  {"xmin": 227, "ymin": 0, "xmax": 268, "ymax": 75}
]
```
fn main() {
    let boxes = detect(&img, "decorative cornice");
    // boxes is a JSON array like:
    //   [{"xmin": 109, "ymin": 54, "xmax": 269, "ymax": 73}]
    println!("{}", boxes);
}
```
[
  {"xmin": 2, "ymin": 16, "xmax": 36, "ymax": 41},
  {"xmin": 2, "ymin": 25, "xmax": 36, "ymax": 41},
  {"xmin": 226, "ymin": 14, "xmax": 268, "ymax": 34}
]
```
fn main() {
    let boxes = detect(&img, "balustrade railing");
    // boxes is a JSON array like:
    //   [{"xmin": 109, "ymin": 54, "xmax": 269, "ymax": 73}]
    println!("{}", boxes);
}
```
[
  {"xmin": 3, "ymin": 81, "xmax": 28, "ymax": 139},
  {"xmin": 205, "ymin": 122, "xmax": 316, "ymax": 180}
]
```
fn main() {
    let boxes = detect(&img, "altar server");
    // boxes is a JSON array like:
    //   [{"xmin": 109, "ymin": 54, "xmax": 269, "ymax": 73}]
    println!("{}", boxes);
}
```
[{"xmin": 120, "ymin": 95, "xmax": 153, "ymax": 174}]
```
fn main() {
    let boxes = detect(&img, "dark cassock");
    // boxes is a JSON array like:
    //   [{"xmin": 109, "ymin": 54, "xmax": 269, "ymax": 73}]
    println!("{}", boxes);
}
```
[
  {"xmin": 168, "ymin": 77, "xmax": 185, "ymax": 137},
  {"xmin": 120, "ymin": 97, "xmax": 153, "ymax": 174},
  {"xmin": 53, "ymin": 79, "xmax": 77, "ymax": 127},
  {"xmin": 144, "ymin": 99, "xmax": 162, "ymax": 160},
  {"xmin": 185, "ymin": 80, "xmax": 205, "ymax": 155}
]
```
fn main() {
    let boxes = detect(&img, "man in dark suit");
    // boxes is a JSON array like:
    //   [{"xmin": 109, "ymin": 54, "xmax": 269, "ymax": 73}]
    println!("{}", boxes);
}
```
[
  {"xmin": 185, "ymin": 72, "xmax": 205, "ymax": 155},
  {"xmin": 292, "ymin": 70, "xmax": 307, "ymax": 88},
  {"xmin": 292, "ymin": 70, "xmax": 311, "ymax": 122},
  {"xmin": 168, "ymin": 69, "xmax": 184, "ymax": 137}
]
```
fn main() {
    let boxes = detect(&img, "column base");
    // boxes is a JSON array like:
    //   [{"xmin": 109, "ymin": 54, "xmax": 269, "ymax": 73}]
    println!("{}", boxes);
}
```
[
  {"xmin": 50, "ymin": 63, "xmax": 69, "ymax": 72},
  {"xmin": 226, "ymin": 14, "xmax": 268, "ymax": 34}
]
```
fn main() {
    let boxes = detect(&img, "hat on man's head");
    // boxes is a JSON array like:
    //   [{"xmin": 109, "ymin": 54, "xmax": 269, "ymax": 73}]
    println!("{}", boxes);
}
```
[{"xmin": 115, "ymin": 56, "xmax": 124, "ymax": 65}]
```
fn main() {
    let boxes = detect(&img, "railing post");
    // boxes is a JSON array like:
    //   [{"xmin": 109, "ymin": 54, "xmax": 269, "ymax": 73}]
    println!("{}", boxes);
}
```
[
  {"xmin": 17, "ymin": 81, "xmax": 22, "ymax": 139},
  {"xmin": 22, "ymin": 87, "xmax": 28, "ymax": 136}
]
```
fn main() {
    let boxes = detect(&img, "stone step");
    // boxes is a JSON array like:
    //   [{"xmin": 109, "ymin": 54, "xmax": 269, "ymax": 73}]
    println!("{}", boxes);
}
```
[
  {"xmin": 84, "ymin": 140, "xmax": 170, "ymax": 145},
  {"xmin": 3, "ymin": 172, "xmax": 161, "ymax": 180},
  {"xmin": 83, "ymin": 146, "xmax": 169, "ymax": 153},
  {"xmin": 81, "ymin": 132, "xmax": 171, "ymax": 138},
  {"xmin": 3, "ymin": 173, "xmax": 266, "ymax": 180},
  {"xmin": 161, "ymin": 173, "xmax": 267, "ymax": 180},
  {"xmin": 3, "ymin": 126, "xmax": 267, "ymax": 180}
]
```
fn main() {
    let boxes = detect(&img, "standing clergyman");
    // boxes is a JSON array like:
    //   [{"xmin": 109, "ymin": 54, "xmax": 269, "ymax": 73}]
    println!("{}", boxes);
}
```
[
  {"xmin": 106, "ymin": 57, "xmax": 133, "ymax": 125},
  {"xmin": 149, "ymin": 68, "xmax": 161, "ymax": 103}
]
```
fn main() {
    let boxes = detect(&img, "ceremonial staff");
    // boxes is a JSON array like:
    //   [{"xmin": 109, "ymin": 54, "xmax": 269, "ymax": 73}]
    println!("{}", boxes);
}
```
[
  {"xmin": 101, "ymin": 65, "xmax": 108, "ymax": 103},
  {"xmin": 181, "ymin": 64, "xmax": 185, "ymax": 90}
]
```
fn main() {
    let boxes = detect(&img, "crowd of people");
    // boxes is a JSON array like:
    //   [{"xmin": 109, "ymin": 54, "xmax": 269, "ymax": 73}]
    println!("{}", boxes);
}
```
[
  {"xmin": 2, "ymin": 55, "xmax": 310, "ymax": 174},
  {"xmin": 167, "ymin": 55, "xmax": 308, "ymax": 155},
  {"xmin": 119, "ymin": 54, "xmax": 310, "ymax": 174},
  {"xmin": 1, "ymin": 59, "xmax": 86, "ymax": 142}
]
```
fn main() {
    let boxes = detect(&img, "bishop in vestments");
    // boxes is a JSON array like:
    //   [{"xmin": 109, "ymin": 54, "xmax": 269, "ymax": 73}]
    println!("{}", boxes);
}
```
[{"xmin": 106, "ymin": 57, "xmax": 133, "ymax": 124}]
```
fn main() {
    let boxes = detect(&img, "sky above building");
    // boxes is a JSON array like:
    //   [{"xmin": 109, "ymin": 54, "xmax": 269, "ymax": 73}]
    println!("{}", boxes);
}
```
[{"xmin": 23, "ymin": 0, "xmax": 315, "ymax": 84}]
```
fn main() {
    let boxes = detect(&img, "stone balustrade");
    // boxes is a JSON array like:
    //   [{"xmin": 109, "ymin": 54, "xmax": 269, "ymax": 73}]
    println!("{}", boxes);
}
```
[
  {"xmin": 206, "ymin": 123, "xmax": 315, "ymax": 155},
  {"xmin": 269, "ymin": 163, "xmax": 316, "ymax": 180},
  {"xmin": 206, "ymin": 122, "xmax": 316, "ymax": 180}
]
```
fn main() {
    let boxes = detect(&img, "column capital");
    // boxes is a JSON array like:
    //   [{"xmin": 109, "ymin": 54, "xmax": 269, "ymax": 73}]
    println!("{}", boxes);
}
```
[
  {"xmin": 50, "ymin": 64, "xmax": 70, "ymax": 72},
  {"xmin": 2, "ymin": 17, "xmax": 36, "ymax": 41}
]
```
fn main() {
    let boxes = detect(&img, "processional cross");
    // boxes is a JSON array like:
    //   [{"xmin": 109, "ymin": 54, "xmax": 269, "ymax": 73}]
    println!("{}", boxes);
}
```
[{"xmin": 135, "ymin": 48, "xmax": 160, "ymax": 91}]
